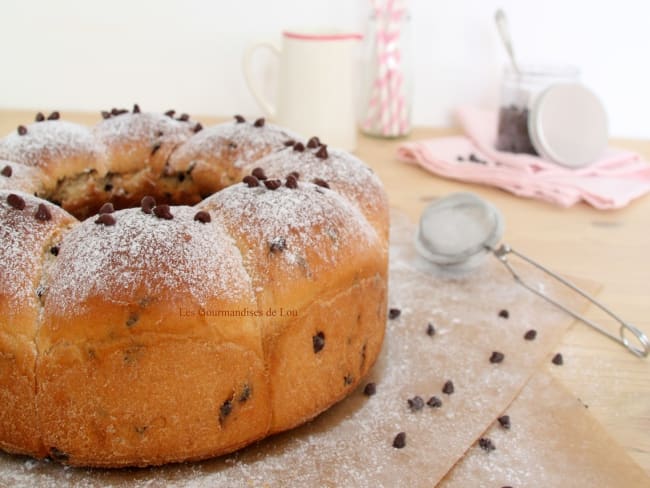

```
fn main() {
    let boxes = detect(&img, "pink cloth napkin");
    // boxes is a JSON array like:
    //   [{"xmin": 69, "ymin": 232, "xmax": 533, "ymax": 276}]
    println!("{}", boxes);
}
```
[{"xmin": 397, "ymin": 106, "xmax": 650, "ymax": 208}]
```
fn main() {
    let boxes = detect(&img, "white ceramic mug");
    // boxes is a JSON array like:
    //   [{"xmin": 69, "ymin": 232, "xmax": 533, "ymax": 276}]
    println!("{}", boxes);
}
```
[{"xmin": 243, "ymin": 29, "xmax": 362, "ymax": 151}]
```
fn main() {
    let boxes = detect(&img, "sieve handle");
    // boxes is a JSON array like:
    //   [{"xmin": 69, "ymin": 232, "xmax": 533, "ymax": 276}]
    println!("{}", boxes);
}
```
[{"xmin": 490, "ymin": 243, "xmax": 649, "ymax": 358}]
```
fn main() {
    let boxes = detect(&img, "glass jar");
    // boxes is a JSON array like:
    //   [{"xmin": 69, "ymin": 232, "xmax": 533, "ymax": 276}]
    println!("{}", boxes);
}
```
[
  {"xmin": 496, "ymin": 64, "xmax": 580, "ymax": 154},
  {"xmin": 358, "ymin": 5, "xmax": 413, "ymax": 138}
]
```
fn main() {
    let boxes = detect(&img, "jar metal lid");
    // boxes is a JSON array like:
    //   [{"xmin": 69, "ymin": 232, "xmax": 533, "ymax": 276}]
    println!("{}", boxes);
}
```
[{"xmin": 528, "ymin": 83, "xmax": 608, "ymax": 168}]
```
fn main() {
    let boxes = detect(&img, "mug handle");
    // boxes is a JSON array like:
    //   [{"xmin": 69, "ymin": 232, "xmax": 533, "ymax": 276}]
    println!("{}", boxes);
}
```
[{"xmin": 242, "ymin": 42, "xmax": 280, "ymax": 118}]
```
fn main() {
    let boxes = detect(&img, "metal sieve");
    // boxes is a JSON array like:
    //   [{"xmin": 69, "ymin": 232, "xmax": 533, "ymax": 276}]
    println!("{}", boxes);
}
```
[{"xmin": 415, "ymin": 192, "xmax": 649, "ymax": 358}]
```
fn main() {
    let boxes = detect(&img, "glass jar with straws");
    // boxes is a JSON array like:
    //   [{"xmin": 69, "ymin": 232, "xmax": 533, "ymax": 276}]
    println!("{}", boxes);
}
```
[{"xmin": 359, "ymin": 0, "xmax": 412, "ymax": 138}]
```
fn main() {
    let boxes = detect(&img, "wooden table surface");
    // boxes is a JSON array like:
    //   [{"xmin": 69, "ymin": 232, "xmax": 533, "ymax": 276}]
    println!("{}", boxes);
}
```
[{"xmin": 1, "ymin": 110, "xmax": 649, "ymax": 475}]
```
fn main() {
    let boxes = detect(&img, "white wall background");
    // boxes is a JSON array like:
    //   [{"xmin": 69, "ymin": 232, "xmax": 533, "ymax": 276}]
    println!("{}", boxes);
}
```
[{"xmin": 0, "ymin": 0, "xmax": 648, "ymax": 138}]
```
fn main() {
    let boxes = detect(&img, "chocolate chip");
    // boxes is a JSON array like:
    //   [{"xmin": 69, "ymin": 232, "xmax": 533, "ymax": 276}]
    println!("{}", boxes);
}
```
[
  {"xmin": 478, "ymin": 437, "xmax": 495, "ymax": 452},
  {"xmin": 101, "ymin": 110, "xmax": 111, "ymax": 119},
  {"xmin": 442, "ymin": 380, "xmax": 454, "ymax": 395},
  {"xmin": 552, "ymin": 353, "xmax": 563, "ymax": 365},
  {"xmin": 34, "ymin": 203, "xmax": 52, "ymax": 221},
  {"xmin": 126, "ymin": 314, "xmax": 139, "ymax": 327},
  {"xmin": 133, "ymin": 103, "xmax": 141, "ymax": 113},
  {"xmin": 269, "ymin": 236, "xmax": 286, "ymax": 253},
  {"xmin": 408, "ymin": 396, "xmax": 425, "ymax": 412},
  {"xmin": 239, "ymin": 384, "xmax": 251, "ymax": 403},
  {"xmin": 165, "ymin": 110, "xmax": 176, "ymax": 118},
  {"xmin": 7, "ymin": 193, "xmax": 26, "ymax": 210},
  {"xmin": 426, "ymin": 322, "xmax": 435, "ymax": 336},
  {"xmin": 243, "ymin": 175, "xmax": 260, "ymax": 187},
  {"xmin": 306, "ymin": 136, "xmax": 320, "ymax": 149},
  {"xmin": 99, "ymin": 202, "xmax": 114, "ymax": 214},
  {"xmin": 253, "ymin": 117, "xmax": 265, "ymax": 127},
  {"xmin": 153, "ymin": 204, "xmax": 173, "ymax": 220},
  {"xmin": 104, "ymin": 183, "xmax": 113, "ymax": 192},
  {"xmin": 313, "ymin": 331, "xmax": 325, "ymax": 353},
  {"xmin": 293, "ymin": 142, "xmax": 305, "ymax": 152},
  {"xmin": 283, "ymin": 139, "xmax": 296, "ymax": 147},
  {"xmin": 95, "ymin": 213, "xmax": 116, "ymax": 226},
  {"xmin": 35, "ymin": 112, "xmax": 45, "ymax": 122},
  {"xmin": 363, "ymin": 382, "xmax": 376, "ymax": 396},
  {"xmin": 490, "ymin": 351, "xmax": 505, "ymax": 364},
  {"xmin": 48, "ymin": 447, "xmax": 69, "ymax": 463},
  {"xmin": 427, "ymin": 396, "xmax": 442, "ymax": 408},
  {"xmin": 193, "ymin": 122, "xmax": 203, "ymax": 133},
  {"xmin": 264, "ymin": 178, "xmax": 282, "ymax": 190},
  {"xmin": 47, "ymin": 111, "xmax": 60, "ymax": 120},
  {"xmin": 36, "ymin": 284, "xmax": 46, "ymax": 298},
  {"xmin": 234, "ymin": 114, "xmax": 246, "ymax": 123},
  {"xmin": 315, "ymin": 145, "xmax": 329, "ymax": 159},
  {"xmin": 113, "ymin": 108, "xmax": 128, "ymax": 116},
  {"xmin": 524, "ymin": 329, "xmax": 537, "ymax": 341},
  {"xmin": 178, "ymin": 113, "xmax": 190, "ymax": 122},
  {"xmin": 1, "ymin": 165, "xmax": 12, "ymax": 177},
  {"xmin": 17, "ymin": 125, "xmax": 27, "ymax": 135},
  {"xmin": 141, "ymin": 196, "xmax": 156, "ymax": 214},
  {"xmin": 219, "ymin": 399, "xmax": 232, "ymax": 423},
  {"xmin": 285, "ymin": 174, "xmax": 298, "ymax": 189},
  {"xmin": 456, "ymin": 155, "xmax": 464, "ymax": 161},
  {"xmin": 177, "ymin": 172, "xmax": 186, "ymax": 182},
  {"xmin": 151, "ymin": 142, "xmax": 162, "ymax": 156},
  {"xmin": 251, "ymin": 167, "xmax": 267, "ymax": 180},
  {"xmin": 498, "ymin": 415, "xmax": 511, "ymax": 429},
  {"xmin": 498, "ymin": 309, "xmax": 509, "ymax": 319},
  {"xmin": 388, "ymin": 308, "xmax": 401, "ymax": 320},
  {"xmin": 312, "ymin": 177, "xmax": 329, "ymax": 189},
  {"xmin": 50, "ymin": 246, "xmax": 60, "ymax": 256},
  {"xmin": 392, "ymin": 432, "xmax": 406, "ymax": 449},
  {"xmin": 288, "ymin": 171, "xmax": 300, "ymax": 180},
  {"xmin": 194, "ymin": 210, "xmax": 211, "ymax": 223}
]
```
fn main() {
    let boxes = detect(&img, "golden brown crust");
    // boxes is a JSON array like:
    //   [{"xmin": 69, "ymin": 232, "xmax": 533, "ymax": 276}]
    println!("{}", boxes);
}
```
[
  {"xmin": 0, "ymin": 192, "xmax": 76, "ymax": 458},
  {"xmin": 267, "ymin": 275, "xmax": 387, "ymax": 433},
  {"xmin": 0, "ymin": 112, "xmax": 389, "ymax": 467}
]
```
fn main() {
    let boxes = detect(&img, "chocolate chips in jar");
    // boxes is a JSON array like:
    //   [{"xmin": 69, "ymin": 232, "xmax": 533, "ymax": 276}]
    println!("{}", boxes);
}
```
[
  {"xmin": 495, "ymin": 105, "xmax": 537, "ymax": 155},
  {"xmin": 495, "ymin": 64, "xmax": 580, "ymax": 156}
]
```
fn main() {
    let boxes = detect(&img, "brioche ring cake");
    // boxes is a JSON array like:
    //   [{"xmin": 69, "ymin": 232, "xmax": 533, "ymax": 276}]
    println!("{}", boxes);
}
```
[{"xmin": 0, "ymin": 108, "xmax": 388, "ymax": 467}]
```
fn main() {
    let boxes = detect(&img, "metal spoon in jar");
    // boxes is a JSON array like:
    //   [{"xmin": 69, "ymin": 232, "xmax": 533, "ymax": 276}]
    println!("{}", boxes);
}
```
[{"xmin": 494, "ymin": 9, "xmax": 521, "ymax": 76}]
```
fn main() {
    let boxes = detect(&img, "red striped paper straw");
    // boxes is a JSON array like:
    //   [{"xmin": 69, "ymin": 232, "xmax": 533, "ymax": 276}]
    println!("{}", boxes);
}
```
[{"xmin": 363, "ymin": 0, "xmax": 409, "ymax": 137}]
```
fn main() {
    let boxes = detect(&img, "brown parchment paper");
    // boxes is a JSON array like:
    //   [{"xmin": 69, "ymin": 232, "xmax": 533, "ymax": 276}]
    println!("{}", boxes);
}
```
[
  {"xmin": 440, "ymin": 369, "xmax": 650, "ymax": 487},
  {"xmin": 0, "ymin": 209, "xmax": 606, "ymax": 487}
]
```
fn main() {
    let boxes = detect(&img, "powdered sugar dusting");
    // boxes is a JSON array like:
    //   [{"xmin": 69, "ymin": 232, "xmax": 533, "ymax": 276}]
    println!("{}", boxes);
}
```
[
  {"xmin": 0, "ymin": 121, "xmax": 101, "ymax": 171},
  {"xmin": 94, "ymin": 113, "xmax": 194, "ymax": 162},
  {"xmin": 248, "ymin": 146, "xmax": 388, "ymax": 232},
  {"xmin": 46, "ymin": 206, "xmax": 253, "ymax": 317},
  {"xmin": 169, "ymin": 120, "xmax": 299, "ymax": 170},
  {"xmin": 0, "ymin": 191, "xmax": 75, "ymax": 310},
  {"xmin": 0, "ymin": 160, "xmax": 46, "ymax": 194},
  {"xmin": 200, "ymin": 182, "xmax": 378, "ymax": 272}
]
